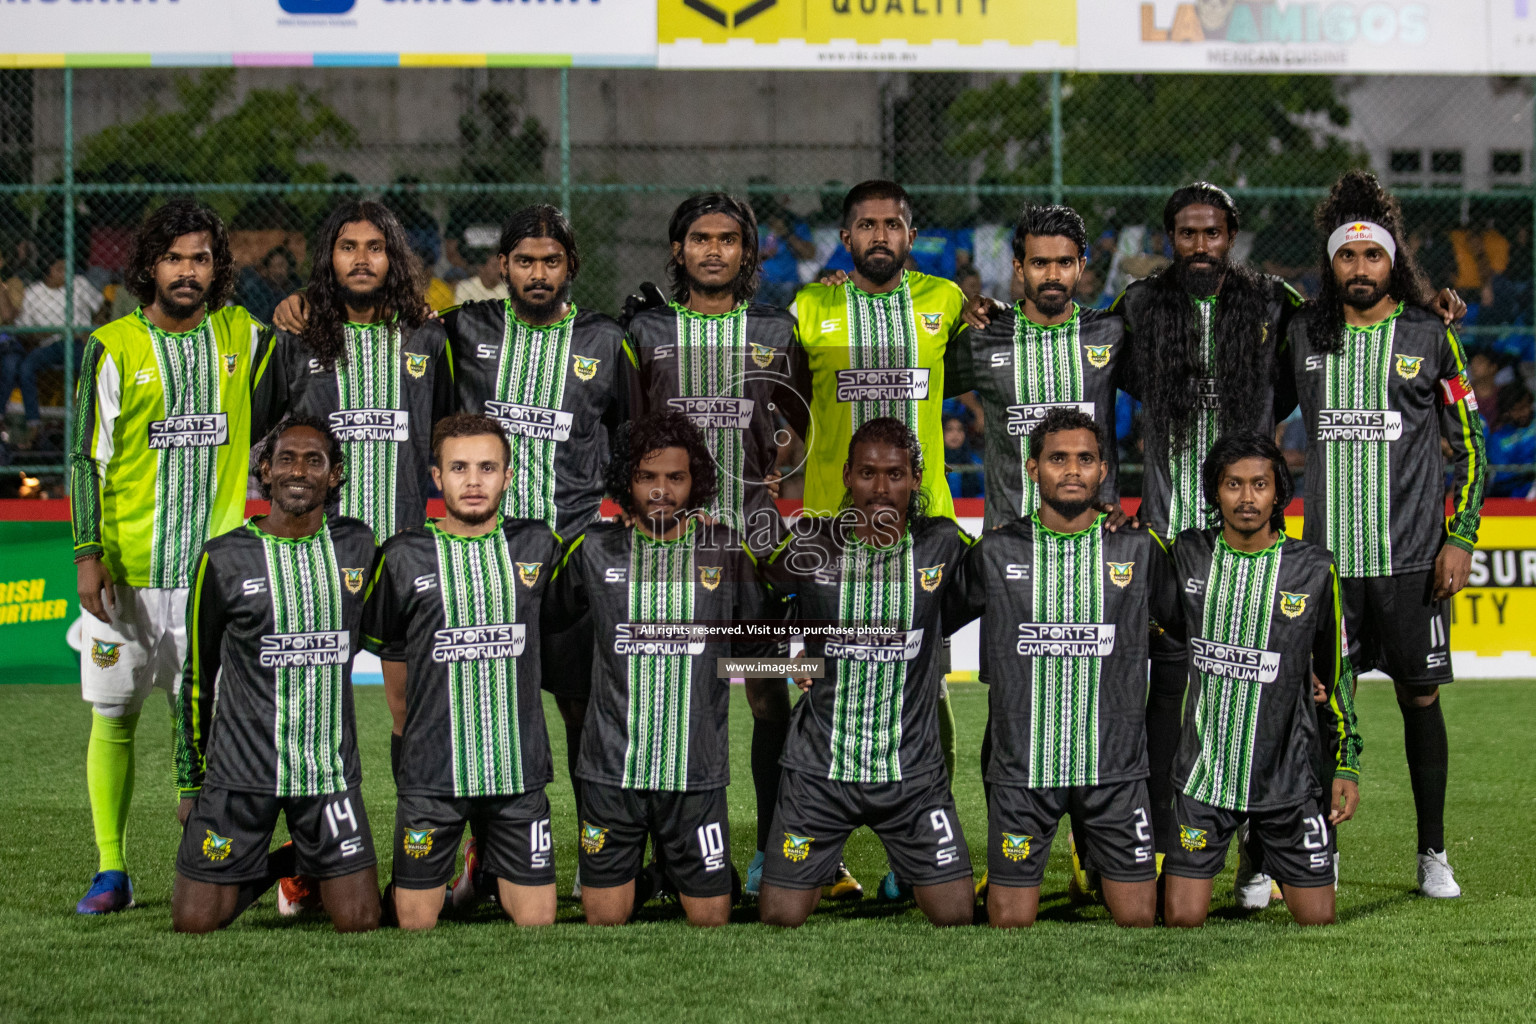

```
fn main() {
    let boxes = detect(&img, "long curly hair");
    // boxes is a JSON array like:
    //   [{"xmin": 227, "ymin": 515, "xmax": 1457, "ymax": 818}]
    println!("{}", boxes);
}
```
[
  {"xmin": 1306, "ymin": 170, "xmax": 1434, "ymax": 355},
  {"xmin": 1201, "ymin": 431, "xmax": 1293, "ymax": 535},
  {"xmin": 666, "ymin": 192, "xmax": 760, "ymax": 305},
  {"xmin": 125, "ymin": 200, "xmax": 234, "ymax": 310},
  {"xmin": 300, "ymin": 200, "xmax": 425, "ymax": 369},
  {"xmin": 257, "ymin": 415, "xmax": 345, "ymax": 506},
  {"xmin": 605, "ymin": 410, "xmax": 718, "ymax": 518}
]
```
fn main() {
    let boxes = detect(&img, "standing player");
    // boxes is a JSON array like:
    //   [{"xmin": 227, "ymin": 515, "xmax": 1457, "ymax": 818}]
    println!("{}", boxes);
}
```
[
  {"xmin": 1163, "ymin": 433, "xmax": 1361, "ymax": 927},
  {"xmin": 758, "ymin": 418, "xmax": 976, "ymax": 928},
  {"xmin": 71, "ymin": 200, "xmax": 265, "ymax": 914},
  {"xmin": 960, "ymin": 409, "xmax": 1179, "ymax": 928},
  {"xmin": 946, "ymin": 205, "xmax": 1127, "ymax": 530},
  {"xmin": 625, "ymin": 192, "xmax": 819, "ymax": 897},
  {"xmin": 545, "ymin": 411, "xmax": 774, "ymax": 927},
  {"xmin": 362, "ymin": 414, "xmax": 560, "ymax": 929},
  {"xmin": 172, "ymin": 418, "xmax": 379, "ymax": 933},
  {"xmin": 252, "ymin": 199, "xmax": 452, "ymax": 542},
  {"xmin": 1287, "ymin": 171, "xmax": 1485, "ymax": 897}
]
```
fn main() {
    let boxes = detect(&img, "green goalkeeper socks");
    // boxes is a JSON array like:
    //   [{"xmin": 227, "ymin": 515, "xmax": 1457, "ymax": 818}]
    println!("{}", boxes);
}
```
[{"xmin": 87, "ymin": 709, "xmax": 140, "ymax": 874}]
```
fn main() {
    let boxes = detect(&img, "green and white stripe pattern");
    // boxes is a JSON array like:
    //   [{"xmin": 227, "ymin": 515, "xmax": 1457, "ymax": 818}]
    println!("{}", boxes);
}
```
[
  {"xmin": 623, "ymin": 531, "xmax": 697, "ymax": 790},
  {"xmin": 435, "ymin": 526, "xmax": 525, "ymax": 797},
  {"xmin": 676, "ymin": 303, "xmax": 747, "ymax": 529},
  {"xmin": 847, "ymin": 279, "xmax": 921, "ymax": 429},
  {"xmin": 1184, "ymin": 540, "xmax": 1282, "ymax": 812},
  {"xmin": 1028, "ymin": 520, "xmax": 1104, "ymax": 788},
  {"xmin": 336, "ymin": 321, "xmax": 403, "ymax": 539},
  {"xmin": 1324, "ymin": 315, "xmax": 1395, "ymax": 577},
  {"xmin": 262, "ymin": 526, "xmax": 347, "ymax": 797},
  {"xmin": 829, "ymin": 533, "xmax": 915, "ymax": 784},
  {"xmin": 1014, "ymin": 310, "xmax": 1084, "ymax": 514},
  {"xmin": 148, "ymin": 317, "xmax": 223, "ymax": 588},
  {"xmin": 497, "ymin": 304, "xmax": 573, "ymax": 524},
  {"xmin": 1165, "ymin": 297, "xmax": 1219, "ymax": 541}
]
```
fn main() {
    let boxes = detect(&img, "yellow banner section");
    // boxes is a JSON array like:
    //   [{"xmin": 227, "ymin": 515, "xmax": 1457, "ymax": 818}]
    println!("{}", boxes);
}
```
[
  {"xmin": 659, "ymin": 0, "xmax": 1075, "ymax": 46},
  {"xmin": 1281, "ymin": 516, "xmax": 1535, "ymax": 657}
]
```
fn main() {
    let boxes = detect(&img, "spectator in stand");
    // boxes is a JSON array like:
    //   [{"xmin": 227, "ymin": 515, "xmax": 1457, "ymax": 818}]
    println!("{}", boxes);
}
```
[
  {"xmin": 1486, "ymin": 381, "xmax": 1535, "ymax": 498},
  {"xmin": 1481, "ymin": 224, "xmax": 1532, "ymax": 327},
  {"xmin": 1074, "ymin": 265, "xmax": 1110, "ymax": 309},
  {"xmin": 748, "ymin": 181, "xmax": 815, "ymax": 307},
  {"xmin": 957, "ymin": 265, "xmax": 982, "ymax": 306},
  {"xmin": 228, "ymin": 164, "xmax": 306, "ymax": 269},
  {"xmin": 1468, "ymin": 350, "xmax": 1513, "ymax": 426},
  {"xmin": 13, "ymin": 251, "xmax": 105, "ymax": 448},
  {"xmin": 1450, "ymin": 214, "xmax": 1509, "ymax": 306},
  {"xmin": 234, "ymin": 246, "xmax": 301, "ymax": 326},
  {"xmin": 943, "ymin": 413, "xmax": 984, "ymax": 499},
  {"xmin": 1275, "ymin": 409, "xmax": 1308, "ymax": 494}
]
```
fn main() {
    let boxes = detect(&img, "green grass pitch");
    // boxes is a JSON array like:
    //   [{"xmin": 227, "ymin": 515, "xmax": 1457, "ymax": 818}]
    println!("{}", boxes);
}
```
[{"xmin": 1, "ymin": 679, "xmax": 1532, "ymax": 1023}]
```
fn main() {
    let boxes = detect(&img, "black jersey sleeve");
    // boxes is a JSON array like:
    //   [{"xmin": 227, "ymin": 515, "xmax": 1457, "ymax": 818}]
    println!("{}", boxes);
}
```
[
  {"xmin": 543, "ymin": 532, "xmax": 590, "ymax": 636},
  {"xmin": 360, "ymin": 545, "xmax": 407, "ymax": 663},
  {"xmin": 779, "ymin": 329, "xmax": 813, "ymax": 439},
  {"xmin": 1315, "ymin": 562, "xmax": 1362, "ymax": 782},
  {"xmin": 175, "ymin": 545, "xmax": 227, "ymax": 795},
  {"xmin": 430, "ymin": 322, "xmax": 457, "ymax": 419},
  {"xmin": 943, "ymin": 325, "xmax": 976, "ymax": 397},
  {"xmin": 941, "ymin": 529, "xmax": 984, "ymax": 636},
  {"xmin": 1145, "ymin": 528, "xmax": 1185, "ymax": 642},
  {"xmin": 250, "ymin": 329, "xmax": 290, "ymax": 442},
  {"xmin": 1436, "ymin": 327, "xmax": 1487, "ymax": 552}
]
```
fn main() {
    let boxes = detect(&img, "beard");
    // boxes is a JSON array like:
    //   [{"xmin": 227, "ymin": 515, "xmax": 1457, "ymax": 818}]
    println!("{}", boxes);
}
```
[
  {"xmin": 342, "ymin": 279, "xmax": 385, "ymax": 312},
  {"xmin": 1175, "ymin": 251, "xmax": 1228, "ymax": 298},
  {"xmin": 1343, "ymin": 276, "xmax": 1391, "ymax": 311},
  {"xmin": 510, "ymin": 279, "xmax": 571, "ymax": 323},
  {"xmin": 851, "ymin": 245, "xmax": 904, "ymax": 287},
  {"xmin": 270, "ymin": 480, "xmax": 324, "ymax": 519},
  {"xmin": 445, "ymin": 495, "xmax": 500, "ymax": 527},
  {"xmin": 1026, "ymin": 280, "xmax": 1072, "ymax": 318},
  {"xmin": 1041, "ymin": 490, "xmax": 1094, "ymax": 521},
  {"xmin": 155, "ymin": 279, "xmax": 207, "ymax": 320},
  {"xmin": 686, "ymin": 267, "xmax": 738, "ymax": 301}
]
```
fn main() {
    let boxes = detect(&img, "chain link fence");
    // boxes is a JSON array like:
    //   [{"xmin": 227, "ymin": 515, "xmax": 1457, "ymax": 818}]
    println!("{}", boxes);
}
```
[{"xmin": 2, "ymin": 67, "xmax": 1532, "ymax": 498}]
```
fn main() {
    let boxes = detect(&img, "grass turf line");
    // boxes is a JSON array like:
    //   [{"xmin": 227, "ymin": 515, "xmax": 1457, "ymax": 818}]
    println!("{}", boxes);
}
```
[{"xmin": 0, "ymin": 679, "xmax": 1531, "ymax": 1023}]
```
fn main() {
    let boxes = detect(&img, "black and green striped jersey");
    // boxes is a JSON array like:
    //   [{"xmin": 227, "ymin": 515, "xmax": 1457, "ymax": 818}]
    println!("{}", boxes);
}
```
[
  {"xmin": 1113, "ymin": 275, "xmax": 1302, "ymax": 541},
  {"xmin": 252, "ymin": 321, "xmax": 454, "ymax": 541},
  {"xmin": 1169, "ymin": 530, "xmax": 1361, "ymax": 813},
  {"xmin": 175, "ymin": 516, "xmax": 375, "ymax": 798},
  {"xmin": 766, "ymin": 515, "xmax": 975, "ymax": 785},
  {"xmin": 946, "ymin": 303, "xmax": 1126, "ymax": 530},
  {"xmin": 1285, "ymin": 303, "xmax": 1486, "ymax": 578},
  {"xmin": 957, "ymin": 514, "xmax": 1180, "ymax": 789},
  {"xmin": 361, "ymin": 517, "xmax": 559, "ymax": 799},
  {"xmin": 442, "ymin": 301, "xmax": 626, "ymax": 536},
  {"xmin": 625, "ymin": 301, "xmax": 811, "ymax": 557},
  {"xmin": 545, "ymin": 520, "xmax": 774, "ymax": 792}
]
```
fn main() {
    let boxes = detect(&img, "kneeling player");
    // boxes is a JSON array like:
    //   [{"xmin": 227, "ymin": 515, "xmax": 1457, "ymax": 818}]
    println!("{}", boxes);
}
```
[
  {"xmin": 362, "ymin": 415, "xmax": 561, "ymax": 929},
  {"xmin": 963, "ymin": 409, "xmax": 1178, "ymax": 928},
  {"xmin": 1163, "ymin": 433, "xmax": 1362, "ymax": 927},
  {"xmin": 171, "ymin": 419, "xmax": 380, "ymax": 933},
  {"xmin": 546, "ymin": 411, "xmax": 774, "ymax": 927},
  {"xmin": 758, "ymin": 418, "xmax": 976, "ymax": 928}
]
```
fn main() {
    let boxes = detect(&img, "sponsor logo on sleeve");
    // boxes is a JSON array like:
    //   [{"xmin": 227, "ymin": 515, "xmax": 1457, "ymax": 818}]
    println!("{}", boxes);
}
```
[{"xmin": 147, "ymin": 414, "xmax": 229, "ymax": 449}]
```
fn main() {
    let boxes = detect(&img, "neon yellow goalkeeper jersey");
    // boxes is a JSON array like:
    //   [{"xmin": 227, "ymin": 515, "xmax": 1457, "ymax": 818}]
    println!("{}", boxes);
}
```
[
  {"xmin": 791, "ymin": 271, "xmax": 964, "ymax": 519},
  {"xmin": 71, "ymin": 307, "xmax": 267, "ymax": 588}
]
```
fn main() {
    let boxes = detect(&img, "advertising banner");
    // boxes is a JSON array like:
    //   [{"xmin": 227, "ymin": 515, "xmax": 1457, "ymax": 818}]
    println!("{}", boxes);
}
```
[
  {"xmin": 651, "ymin": 0, "xmax": 1072, "ymax": 70},
  {"xmin": 1075, "ymin": 1, "xmax": 1490, "ymax": 73},
  {"xmin": 0, "ymin": 523, "xmax": 80, "ymax": 685},
  {"xmin": 0, "ymin": 0, "xmax": 656, "ymax": 69},
  {"xmin": 1489, "ymin": 0, "xmax": 1536, "ymax": 72}
]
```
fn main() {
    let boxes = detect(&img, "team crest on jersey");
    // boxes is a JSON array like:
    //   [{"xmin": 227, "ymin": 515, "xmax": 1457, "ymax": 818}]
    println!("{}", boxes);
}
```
[
  {"xmin": 517, "ymin": 562, "xmax": 543, "ymax": 588},
  {"xmin": 1085, "ymin": 344, "xmax": 1113, "ymax": 369},
  {"xmin": 919, "ymin": 564, "xmax": 945, "ymax": 592},
  {"xmin": 340, "ymin": 567, "xmax": 365, "ymax": 594},
  {"xmin": 1000, "ymin": 833, "xmax": 1032, "ymax": 862},
  {"xmin": 1395, "ymin": 354, "xmax": 1423, "ymax": 380},
  {"xmin": 1107, "ymin": 561, "xmax": 1135, "ymax": 588},
  {"xmin": 1278, "ymin": 591, "xmax": 1308, "ymax": 619},
  {"xmin": 580, "ymin": 822, "xmax": 608, "ymax": 854},
  {"xmin": 405, "ymin": 352, "xmax": 428, "ymax": 379},
  {"xmin": 699, "ymin": 565, "xmax": 722, "ymax": 591},
  {"xmin": 89, "ymin": 638, "xmax": 125, "ymax": 669},
  {"xmin": 403, "ymin": 828, "xmax": 435, "ymax": 859},
  {"xmin": 919, "ymin": 312, "xmax": 944, "ymax": 336},
  {"xmin": 750, "ymin": 343, "xmax": 775, "ymax": 368},
  {"xmin": 1178, "ymin": 825, "xmax": 1208, "ymax": 851},
  {"xmin": 223, "ymin": 353, "xmax": 238, "ymax": 375},
  {"xmin": 572, "ymin": 355, "xmax": 600, "ymax": 381},
  {"xmin": 783, "ymin": 833, "xmax": 814, "ymax": 862},
  {"xmin": 202, "ymin": 830, "xmax": 233, "ymax": 862}
]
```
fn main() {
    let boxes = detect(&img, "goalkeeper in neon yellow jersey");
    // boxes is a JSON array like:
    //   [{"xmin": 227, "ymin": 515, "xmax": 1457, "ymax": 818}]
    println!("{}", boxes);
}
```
[
  {"xmin": 70, "ymin": 201, "xmax": 268, "ymax": 914},
  {"xmin": 790, "ymin": 180, "xmax": 967, "ymax": 522}
]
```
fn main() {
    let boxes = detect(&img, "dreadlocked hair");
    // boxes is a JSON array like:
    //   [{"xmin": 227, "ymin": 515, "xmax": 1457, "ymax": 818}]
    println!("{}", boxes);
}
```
[
  {"xmin": 605, "ymin": 409, "xmax": 718, "ymax": 519},
  {"xmin": 300, "ymin": 200, "xmax": 426, "ymax": 370},
  {"xmin": 1306, "ymin": 169, "xmax": 1434, "ymax": 355}
]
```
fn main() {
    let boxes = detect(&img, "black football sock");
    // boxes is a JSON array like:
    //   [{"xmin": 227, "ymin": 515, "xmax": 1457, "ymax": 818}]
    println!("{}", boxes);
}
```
[
  {"xmin": 1400, "ymin": 697, "xmax": 1448, "ymax": 854},
  {"xmin": 751, "ymin": 715, "xmax": 790, "ymax": 853},
  {"xmin": 1145, "ymin": 659, "xmax": 1186, "ymax": 855},
  {"xmin": 390, "ymin": 732, "xmax": 402, "ymax": 781}
]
